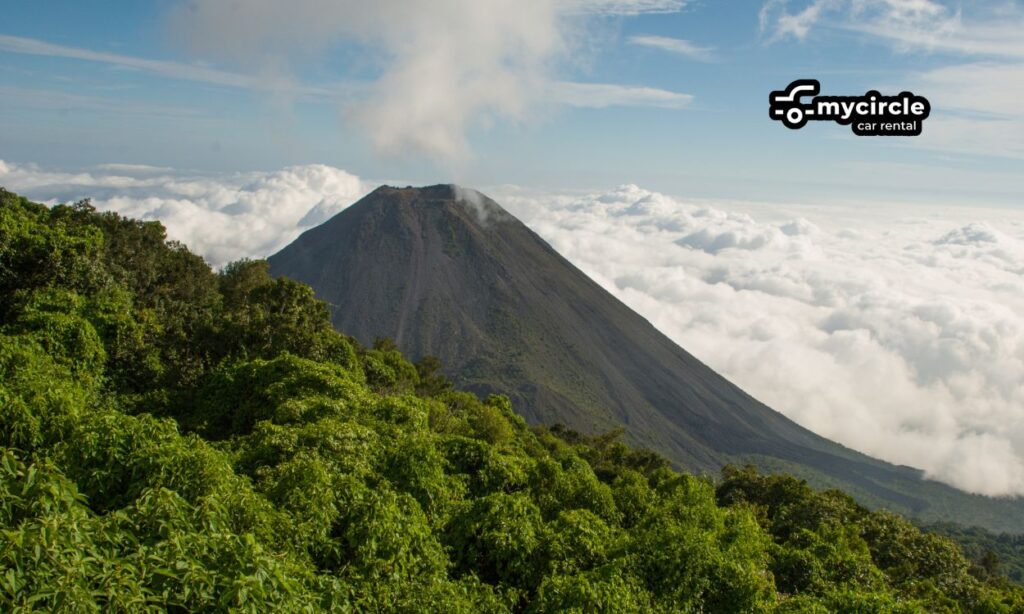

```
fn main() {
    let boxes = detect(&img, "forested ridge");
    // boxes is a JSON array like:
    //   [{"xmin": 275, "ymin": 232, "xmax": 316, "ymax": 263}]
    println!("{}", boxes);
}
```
[{"xmin": 1, "ymin": 186, "xmax": 1022, "ymax": 612}]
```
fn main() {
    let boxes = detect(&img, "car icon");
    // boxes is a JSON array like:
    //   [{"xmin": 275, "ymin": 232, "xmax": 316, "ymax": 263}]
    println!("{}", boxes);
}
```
[{"xmin": 769, "ymin": 79, "xmax": 821, "ymax": 129}]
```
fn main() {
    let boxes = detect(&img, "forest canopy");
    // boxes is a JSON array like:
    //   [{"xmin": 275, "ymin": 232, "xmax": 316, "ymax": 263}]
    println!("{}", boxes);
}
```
[{"xmin": 1, "ymin": 186, "xmax": 1022, "ymax": 612}]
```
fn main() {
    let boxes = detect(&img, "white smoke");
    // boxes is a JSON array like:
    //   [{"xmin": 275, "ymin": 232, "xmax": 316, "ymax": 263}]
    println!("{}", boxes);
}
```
[
  {"xmin": 452, "ymin": 184, "xmax": 508, "ymax": 227},
  {"xmin": 167, "ymin": 0, "xmax": 688, "ymax": 161}
]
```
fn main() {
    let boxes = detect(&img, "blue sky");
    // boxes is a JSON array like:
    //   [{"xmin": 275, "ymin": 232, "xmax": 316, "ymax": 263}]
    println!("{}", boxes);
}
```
[
  {"xmin": 1, "ymin": 0, "xmax": 1021, "ymax": 205},
  {"xmin": 3, "ymin": 1, "xmax": 1024, "ymax": 494}
]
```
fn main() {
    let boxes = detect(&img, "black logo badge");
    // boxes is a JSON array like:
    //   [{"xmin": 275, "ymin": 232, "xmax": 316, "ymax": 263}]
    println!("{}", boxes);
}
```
[{"xmin": 770, "ymin": 79, "xmax": 930, "ymax": 136}]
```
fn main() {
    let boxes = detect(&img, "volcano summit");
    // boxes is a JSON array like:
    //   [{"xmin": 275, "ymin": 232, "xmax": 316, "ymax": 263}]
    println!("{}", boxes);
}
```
[{"xmin": 269, "ymin": 184, "xmax": 1024, "ymax": 532}]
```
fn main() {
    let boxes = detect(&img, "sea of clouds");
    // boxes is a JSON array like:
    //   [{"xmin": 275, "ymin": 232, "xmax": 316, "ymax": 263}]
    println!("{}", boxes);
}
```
[
  {"xmin": 0, "ymin": 160, "xmax": 369, "ymax": 268},
  {"xmin": 3, "ymin": 159, "xmax": 1023, "ymax": 498}
]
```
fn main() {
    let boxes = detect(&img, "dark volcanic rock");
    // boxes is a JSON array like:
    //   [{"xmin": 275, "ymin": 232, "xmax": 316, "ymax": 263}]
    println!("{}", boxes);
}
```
[{"xmin": 269, "ymin": 184, "xmax": 1024, "ymax": 532}]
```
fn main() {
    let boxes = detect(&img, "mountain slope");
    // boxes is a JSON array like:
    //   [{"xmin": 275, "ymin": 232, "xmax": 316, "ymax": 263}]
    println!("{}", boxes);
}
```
[{"xmin": 268, "ymin": 184, "xmax": 1024, "ymax": 532}]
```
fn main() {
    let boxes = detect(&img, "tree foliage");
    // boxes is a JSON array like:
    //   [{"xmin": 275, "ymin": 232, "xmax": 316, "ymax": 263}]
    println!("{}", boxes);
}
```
[{"xmin": 1, "ymin": 186, "xmax": 1022, "ymax": 612}]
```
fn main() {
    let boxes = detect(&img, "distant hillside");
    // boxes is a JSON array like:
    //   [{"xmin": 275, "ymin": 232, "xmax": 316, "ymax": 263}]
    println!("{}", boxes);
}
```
[
  {"xmin": 925, "ymin": 522, "xmax": 1024, "ymax": 585},
  {"xmin": 269, "ymin": 184, "xmax": 1024, "ymax": 533},
  {"xmin": 3, "ymin": 185, "xmax": 1022, "ymax": 611}
]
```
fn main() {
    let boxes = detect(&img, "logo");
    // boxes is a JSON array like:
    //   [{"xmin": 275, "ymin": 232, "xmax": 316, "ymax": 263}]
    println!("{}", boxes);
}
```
[{"xmin": 769, "ymin": 79, "xmax": 930, "ymax": 136}]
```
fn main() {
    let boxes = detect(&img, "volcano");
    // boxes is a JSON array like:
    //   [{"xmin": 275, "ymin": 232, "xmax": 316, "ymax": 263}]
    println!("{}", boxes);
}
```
[{"xmin": 268, "ymin": 184, "xmax": 1024, "ymax": 532}]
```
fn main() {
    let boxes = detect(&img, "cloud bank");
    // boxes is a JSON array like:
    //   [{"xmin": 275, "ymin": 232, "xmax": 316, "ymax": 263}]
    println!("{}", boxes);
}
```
[
  {"xmin": 0, "ymin": 160, "xmax": 368, "ymax": 268},
  {"xmin": 3, "ymin": 160, "xmax": 1023, "ymax": 497},
  {"xmin": 498, "ymin": 184, "xmax": 1024, "ymax": 497}
]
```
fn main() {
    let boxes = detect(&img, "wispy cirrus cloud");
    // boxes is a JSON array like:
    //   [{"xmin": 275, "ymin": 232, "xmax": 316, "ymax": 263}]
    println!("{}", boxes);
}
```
[
  {"xmin": 759, "ymin": 0, "xmax": 957, "ymax": 45},
  {"xmin": 628, "ymin": 35, "xmax": 714, "ymax": 61},
  {"xmin": 0, "ymin": 33, "xmax": 328, "ymax": 96},
  {"xmin": 758, "ymin": 0, "xmax": 1024, "ymax": 58},
  {"xmin": 549, "ymin": 81, "xmax": 693, "ymax": 108},
  {"xmin": 567, "ymin": 0, "xmax": 688, "ymax": 14},
  {"xmin": 758, "ymin": 0, "xmax": 834, "ymax": 42}
]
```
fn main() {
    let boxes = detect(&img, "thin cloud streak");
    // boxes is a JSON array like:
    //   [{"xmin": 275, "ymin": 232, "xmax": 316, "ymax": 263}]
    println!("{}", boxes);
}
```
[
  {"xmin": 0, "ymin": 33, "xmax": 339, "ymax": 99},
  {"xmin": 628, "ymin": 35, "xmax": 714, "ymax": 61},
  {"xmin": 566, "ymin": 0, "xmax": 688, "ymax": 14},
  {"xmin": 1, "ymin": 34, "xmax": 264, "ymax": 89},
  {"xmin": 550, "ymin": 81, "xmax": 694, "ymax": 108}
]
